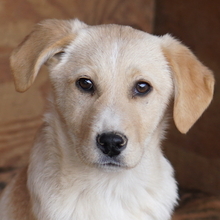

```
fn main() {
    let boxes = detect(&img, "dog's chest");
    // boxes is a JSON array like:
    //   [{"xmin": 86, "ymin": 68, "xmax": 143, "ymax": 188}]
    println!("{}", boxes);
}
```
[
  {"xmin": 42, "ymin": 169, "xmax": 174, "ymax": 220},
  {"xmin": 32, "ymin": 153, "xmax": 176, "ymax": 220},
  {"xmin": 55, "ymin": 180, "xmax": 155, "ymax": 220}
]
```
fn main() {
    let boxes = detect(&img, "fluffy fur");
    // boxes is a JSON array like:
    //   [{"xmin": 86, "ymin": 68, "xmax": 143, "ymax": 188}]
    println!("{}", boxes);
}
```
[{"xmin": 0, "ymin": 19, "xmax": 214, "ymax": 220}]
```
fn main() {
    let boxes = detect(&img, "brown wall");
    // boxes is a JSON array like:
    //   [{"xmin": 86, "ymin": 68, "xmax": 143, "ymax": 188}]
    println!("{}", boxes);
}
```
[
  {"xmin": 0, "ymin": 0, "xmax": 154, "ymax": 190},
  {"xmin": 154, "ymin": 0, "xmax": 220, "ymax": 194}
]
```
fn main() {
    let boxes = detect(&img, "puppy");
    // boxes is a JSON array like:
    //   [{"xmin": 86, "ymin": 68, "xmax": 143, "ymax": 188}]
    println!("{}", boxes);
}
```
[{"xmin": 0, "ymin": 19, "xmax": 214, "ymax": 220}]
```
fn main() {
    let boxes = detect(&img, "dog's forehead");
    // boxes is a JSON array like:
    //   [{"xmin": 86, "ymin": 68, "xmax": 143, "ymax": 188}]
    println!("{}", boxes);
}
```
[
  {"xmin": 61, "ymin": 25, "xmax": 170, "ymax": 86},
  {"xmin": 67, "ymin": 25, "xmax": 165, "ymax": 66}
]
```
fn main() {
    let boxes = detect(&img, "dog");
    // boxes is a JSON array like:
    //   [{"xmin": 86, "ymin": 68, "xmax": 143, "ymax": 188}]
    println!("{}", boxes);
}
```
[{"xmin": 0, "ymin": 19, "xmax": 214, "ymax": 220}]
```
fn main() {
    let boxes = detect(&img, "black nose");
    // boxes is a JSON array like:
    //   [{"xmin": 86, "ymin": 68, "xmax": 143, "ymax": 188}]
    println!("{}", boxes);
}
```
[{"xmin": 96, "ymin": 132, "xmax": 127, "ymax": 157}]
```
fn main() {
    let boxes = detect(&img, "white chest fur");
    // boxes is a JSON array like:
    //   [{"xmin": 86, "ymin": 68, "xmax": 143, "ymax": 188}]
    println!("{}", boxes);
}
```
[{"xmin": 29, "ymin": 150, "xmax": 177, "ymax": 220}]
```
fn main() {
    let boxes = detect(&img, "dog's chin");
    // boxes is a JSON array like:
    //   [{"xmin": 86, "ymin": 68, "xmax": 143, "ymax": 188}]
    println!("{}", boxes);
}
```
[{"xmin": 95, "ymin": 157, "xmax": 128, "ymax": 172}]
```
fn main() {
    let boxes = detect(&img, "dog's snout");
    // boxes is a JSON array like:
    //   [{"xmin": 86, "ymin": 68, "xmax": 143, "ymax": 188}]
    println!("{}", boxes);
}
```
[{"xmin": 96, "ymin": 132, "xmax": 127, "ymax": 157}]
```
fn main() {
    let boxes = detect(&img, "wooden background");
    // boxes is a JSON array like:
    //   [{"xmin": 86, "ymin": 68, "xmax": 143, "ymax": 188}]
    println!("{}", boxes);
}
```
[{"xmin": 0, "ymin": 0, "xmax": 220, "ymax": 218}]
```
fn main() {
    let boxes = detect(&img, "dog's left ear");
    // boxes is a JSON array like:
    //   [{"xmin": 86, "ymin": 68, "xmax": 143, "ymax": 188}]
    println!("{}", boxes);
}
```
[
  {"xmin": 161, "ymin": 34, "xmax": 215, "ymax": 134},
  {"xmin": 10, "ymin": 19, "xmax": 87, "ymax": 92}
]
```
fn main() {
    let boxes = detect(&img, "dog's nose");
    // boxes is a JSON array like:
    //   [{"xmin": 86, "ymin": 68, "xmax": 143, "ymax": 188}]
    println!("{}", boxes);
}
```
[{"xmin": 96, "ymin": 132, "xmax": 127, "ymax": 157}]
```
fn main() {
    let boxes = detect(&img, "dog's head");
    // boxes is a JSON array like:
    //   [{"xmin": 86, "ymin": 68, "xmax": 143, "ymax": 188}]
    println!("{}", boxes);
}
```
[{"xmin": 10, "ymin": 19, "xmax": 214, "ymax": 170}]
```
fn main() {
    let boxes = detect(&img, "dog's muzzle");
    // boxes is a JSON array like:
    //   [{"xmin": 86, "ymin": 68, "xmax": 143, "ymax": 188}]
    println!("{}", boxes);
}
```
[{"xmin": 96, "ymin": 132, "xmax": 127, "ymax": 158}]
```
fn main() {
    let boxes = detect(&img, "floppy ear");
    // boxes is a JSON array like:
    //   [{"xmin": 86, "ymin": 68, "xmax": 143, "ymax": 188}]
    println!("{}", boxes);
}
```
[
  {"xmin": 161, "ymin": 34, "xmax": 215, "ymax": 134},
  {"xmin": 10, "ymin": 19, "xmax": 87, "ymax": 92}
]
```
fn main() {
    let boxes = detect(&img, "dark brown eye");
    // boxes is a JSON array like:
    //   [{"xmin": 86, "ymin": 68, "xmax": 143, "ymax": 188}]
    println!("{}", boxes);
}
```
[
  {"xmin": 134, "ymin": 81, "xmax": 152, "ymax": 96},
  {"xmin": 77, "ymin": 78, "xmax": 94, "ymax": 93}
]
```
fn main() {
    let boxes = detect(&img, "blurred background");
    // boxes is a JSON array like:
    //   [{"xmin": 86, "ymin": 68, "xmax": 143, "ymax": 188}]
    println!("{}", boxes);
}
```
[{"xmin": 0, "ymin": 0, "xmax": 219, "ymax": 218}]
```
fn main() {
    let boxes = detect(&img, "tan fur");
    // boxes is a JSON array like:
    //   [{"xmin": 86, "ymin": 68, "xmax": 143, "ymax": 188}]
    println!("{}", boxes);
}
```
[
  {"xmin": 10, "ymin": 19, "xmax": 83, "ymax": 92},
  {"xmin": 0, "ymin": 19, "xmax": 214, "ymax": 220},
  {"xmin": 0, "ymin": 167, "xmax": 35, "ymax": 219},
  {"xmin": 161, "ymin": 35, "xmax": 214, "ymax": 133}
]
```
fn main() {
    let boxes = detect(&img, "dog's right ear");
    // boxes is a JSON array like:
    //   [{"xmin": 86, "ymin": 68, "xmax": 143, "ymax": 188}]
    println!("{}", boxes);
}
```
[{"xmin": 10, "ymin": 19, "xmax": 87, "ymax": 92}]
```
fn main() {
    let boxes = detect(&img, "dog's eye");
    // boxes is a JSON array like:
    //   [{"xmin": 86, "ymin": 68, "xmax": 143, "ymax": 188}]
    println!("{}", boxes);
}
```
[
  {"xmin": 77, "ymin": 78, "xmax": 94, "ymax": 93},
  {"xmin": 134, "ymin": 81, "xmax": 152, "ymax": 96}
]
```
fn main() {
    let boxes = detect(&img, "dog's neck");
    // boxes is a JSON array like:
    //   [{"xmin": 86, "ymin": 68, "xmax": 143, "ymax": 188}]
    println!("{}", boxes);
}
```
[{"xmin": 27, "ymin": 105, "xmax": 177, "ymax": 220}]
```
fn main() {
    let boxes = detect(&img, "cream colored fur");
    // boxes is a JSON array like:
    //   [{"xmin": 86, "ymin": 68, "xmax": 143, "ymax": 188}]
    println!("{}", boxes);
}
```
[{"xmin": 0, "ymin": 19, "xmax": 214, "ymax": 220}]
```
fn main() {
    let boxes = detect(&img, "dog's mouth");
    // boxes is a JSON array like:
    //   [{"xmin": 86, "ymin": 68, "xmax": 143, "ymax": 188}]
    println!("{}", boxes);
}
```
[
  {"xmin": 96, "ymin": 157, "xmax": 126, "ymax": 170},
  {"xmin": 101, "ymin": 161, "xmax": 121, "ymax": 167}
]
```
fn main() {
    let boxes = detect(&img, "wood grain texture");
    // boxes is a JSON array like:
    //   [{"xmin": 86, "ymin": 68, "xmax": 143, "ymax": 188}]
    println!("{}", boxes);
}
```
[{"xmin": 172, "ymin": 190, "xmax": 220, "ymax": 220}]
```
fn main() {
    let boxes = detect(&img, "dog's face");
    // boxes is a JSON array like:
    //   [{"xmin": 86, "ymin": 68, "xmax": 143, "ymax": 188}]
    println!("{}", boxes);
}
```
[
  {"xmin": 49, "ymin": 26, "xmax": 173, "ymax": 169},
  {"xmin": 10, "ymin": 19, "xmax": 214, "ymax": 170}
]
